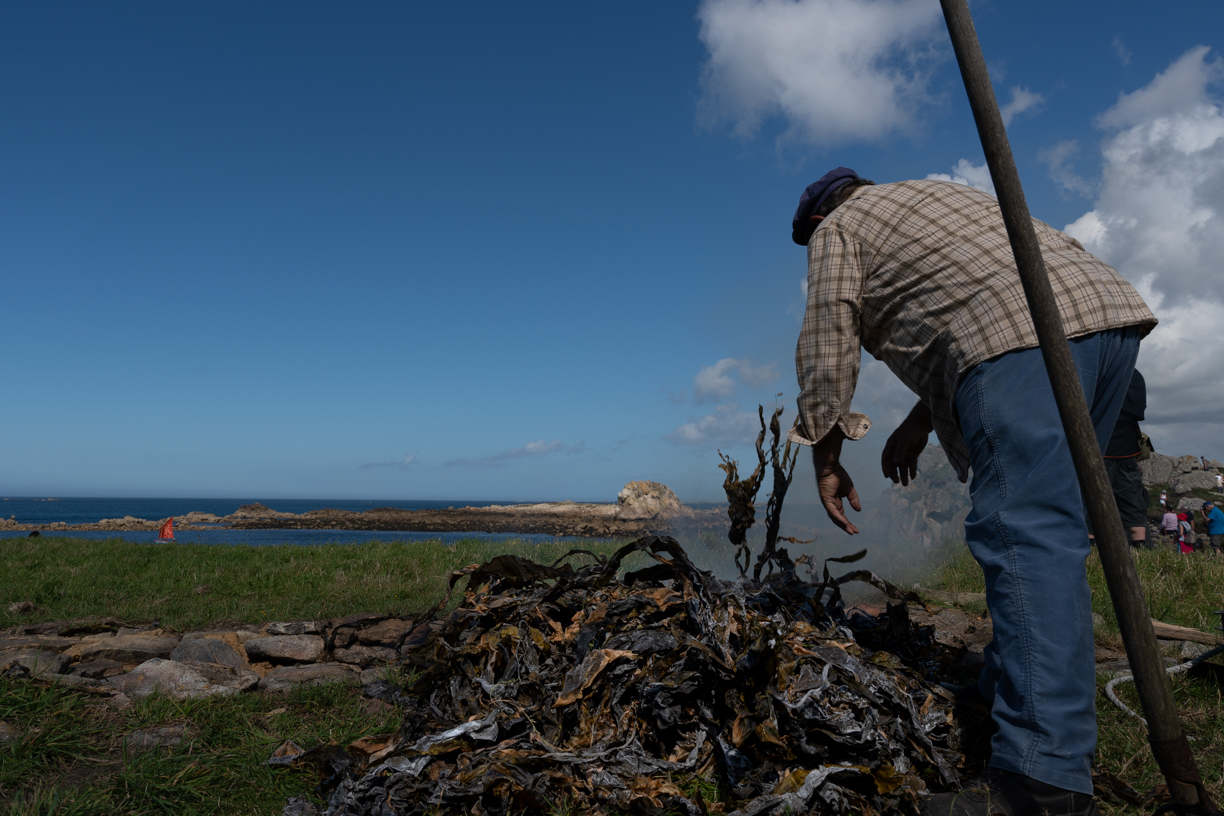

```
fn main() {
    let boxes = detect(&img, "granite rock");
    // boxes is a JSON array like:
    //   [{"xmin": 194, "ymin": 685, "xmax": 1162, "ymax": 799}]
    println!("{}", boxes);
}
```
[
  {"xmin": 69, "ymin": 658, "xmax": 126, "ymax": 679},
  {"xmin": 616, "ymin": 480, "xmax": 682, "ymax": 520},
  {"xmin": 266, "ymin": 620, "xmax": 323, "ymax": 636},
  {"xmin": 257, "ymin": 663, "xmax": 360, "ymax": 693},
  {"xmin": 356, "ymin": 618, "xmax": 412, "ymax": 646},
  {"xmin": 333, "ymin": 644, "xmax": 397, "ymax": 665},
  {"xmin": 0, "ymin": 648, "xmax": 70, "ymax": 678},
  {"xmin": 108, "ymin": 659, "xmax": 260, "ymax": 699},
  {"xmin": 78, "ymin": 635, "xmax": 179, "ymax": 665},
  {"xmin": 169, "ymin": 638, "xmax": 247, "ymax": 670},
  {"xmin": 245, "ymin": 635, "xmax": 325, "ymax": 664}
]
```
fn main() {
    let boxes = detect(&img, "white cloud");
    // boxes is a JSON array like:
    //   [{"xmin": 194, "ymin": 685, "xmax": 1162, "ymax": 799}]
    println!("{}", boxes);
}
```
[
  {"xmin": 696, "ymin": 0, "xmax": 945, "ymax": 146},
  {"xmin": 693, "ymin": 358, "xmax": 779, "ymax": 401},
  {"xmin": 1061, "ymin": 46, "xmax": 1224, "ymax": 457},
  {"xmin": 925, "ymin": 159, "xmax": 996, "ymax": 197},
  {"xmin": 358, "ymin": 453, "xmax": 415, "ymax": 470},
  {"xmin": 1112, "ymin": 36, "xmax": 1132, "ymax": 67},
  {"xmin": 444, "ymin": 440, "xmax": 573, "ymax": 467},
  {"xmin": 1000, "ymin": 85, "xmax": 1044, "ymax": 127},
  {"xmin": 1095, "ymin": 46, "xmax": 1222, "ymax": 130},
  {"xmin": 1039, "ymin": 140, "xmax": 1096, "ymax": 198},
  {"xmin": 668, "ymin": 404, "xmax": 761, "ymax": 447}
]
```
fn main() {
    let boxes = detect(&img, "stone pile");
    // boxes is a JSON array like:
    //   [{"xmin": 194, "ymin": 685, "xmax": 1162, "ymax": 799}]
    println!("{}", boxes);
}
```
[{"xmin": 0, "ymin": 613, "xmax": 437, "ymax": 704}]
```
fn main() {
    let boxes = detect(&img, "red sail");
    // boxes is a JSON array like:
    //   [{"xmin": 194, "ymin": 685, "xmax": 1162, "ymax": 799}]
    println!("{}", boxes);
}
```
[{"xmin": 159, "ymin": 517, "xmax": 175, "ymax": 540}]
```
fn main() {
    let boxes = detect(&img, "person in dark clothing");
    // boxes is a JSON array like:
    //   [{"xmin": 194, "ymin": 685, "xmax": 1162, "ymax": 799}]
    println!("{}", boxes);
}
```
[{"xmin": 1103, "ymin": 369, "xmax": 1150, "ymax": 548}]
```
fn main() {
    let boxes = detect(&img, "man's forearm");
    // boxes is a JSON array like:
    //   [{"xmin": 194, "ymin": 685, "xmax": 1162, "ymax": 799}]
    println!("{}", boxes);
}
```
[
  {"xmin": 907, "ymin": 401, "xmax": 934, "ymax": 433},
  {"xmin": 812, "ymin": 424, "xmax": 847, "ymax": 473}
]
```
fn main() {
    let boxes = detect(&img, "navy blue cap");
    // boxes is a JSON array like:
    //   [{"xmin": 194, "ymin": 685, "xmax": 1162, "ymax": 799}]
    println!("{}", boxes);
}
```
[{"xmin": 791, "ymin": 167, "xmax": 860, "ymax": 245}]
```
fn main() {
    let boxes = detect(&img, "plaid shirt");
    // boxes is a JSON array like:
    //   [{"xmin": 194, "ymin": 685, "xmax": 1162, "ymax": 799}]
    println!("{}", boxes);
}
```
[{"xmin": 790, "ymin": 179, "xmax": 1157, "ymax": 481}]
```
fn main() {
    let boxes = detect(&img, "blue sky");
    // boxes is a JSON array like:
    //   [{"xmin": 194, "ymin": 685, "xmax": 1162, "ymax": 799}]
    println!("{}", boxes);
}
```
[{"xmin": 2, "ymin": 1, "xmax": 1222, "ymax": 502}]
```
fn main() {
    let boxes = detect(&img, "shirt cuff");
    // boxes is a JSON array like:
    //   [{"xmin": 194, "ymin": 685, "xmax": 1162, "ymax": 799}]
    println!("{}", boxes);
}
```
[{"xmin": 787, "ymin": 412, "xmax": 872, "ymax": 447}]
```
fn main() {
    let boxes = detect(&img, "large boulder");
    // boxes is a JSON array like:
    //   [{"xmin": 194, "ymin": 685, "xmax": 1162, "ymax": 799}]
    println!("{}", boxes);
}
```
[
  {"xmin": 616, "ymin": 481, "xmax": 682, "ymax": 520},
  {"xmin": 1139, "ymin": 453, "xmax": 1176, "ymax": 486},
  {"xmin": 1172, "ymin": 470, "xmax": 1219, "ymax": 494},
  {"xmin": 108, "ymin": 659, "xmax": 259, "ymax": 699}
]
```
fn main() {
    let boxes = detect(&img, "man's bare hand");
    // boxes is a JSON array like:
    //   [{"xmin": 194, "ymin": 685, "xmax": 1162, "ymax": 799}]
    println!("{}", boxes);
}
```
[
  {"xmin": 817, "ymin": 461, "xmax": 862, "ymax": 534},
  {"xmin": 813, "ymin": 426, "xmax": 861, "ymax": 535},
  {"xmin": 881, "ymin": 402, "xmax": 932, "ymax": 486}
]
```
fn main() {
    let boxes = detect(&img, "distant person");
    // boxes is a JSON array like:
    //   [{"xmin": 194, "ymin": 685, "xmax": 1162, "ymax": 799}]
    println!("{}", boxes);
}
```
[
  {"xmin": 1102, "ymin": 370, "xmax": 1149, "ymax": 548},
  {"xmin": 1177, "ymin": 509, "xmax": 1197, "ymax": 553},
  {"xmin": 1215, "ymin": 473, "xmax": 1223, "ymax": 492},
  {"xmin": 1160, "ymin": 507, "xmax": 1178, "ymax": 539},
  {"xmin": 1202, "ymin": 500, "xmax": 1224, "ymax": 555},
  {"xmin": 1159, "ymin": 489, "xmax": 1168, "ymax": 510}
]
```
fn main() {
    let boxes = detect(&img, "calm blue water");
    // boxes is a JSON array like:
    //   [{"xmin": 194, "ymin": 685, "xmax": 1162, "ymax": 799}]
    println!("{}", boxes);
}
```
[
  {"xmin": 0, "ymin": 528, "xmax": 610, "ymax": 547},
  {"xmin": 0, "ymin": 497, "xmax": 532, "ymax": 526},
  {"xmin": 0, "ymin": 496, "xmax": 626, "ymax": 547}
]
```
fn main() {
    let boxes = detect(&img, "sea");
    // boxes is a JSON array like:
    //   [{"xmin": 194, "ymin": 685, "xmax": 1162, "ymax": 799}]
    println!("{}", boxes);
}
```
[{"xmin": 0, "ymin": 496, "xmax": 614, "ymax": 547}]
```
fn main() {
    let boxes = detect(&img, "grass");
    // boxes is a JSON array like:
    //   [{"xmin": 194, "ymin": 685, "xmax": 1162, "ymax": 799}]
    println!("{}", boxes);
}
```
[
  {"xmin": 0, "ymin": 536, "xmax": 638, "ymax": 632},
  {"xmin": 0, "ymin": 535, "xmax": 648, "ymax": 814},
  {"xmin": 924, "ymin": 539, "xmax": 1224, "ymax": 640},
  {"xmin": 0, "ymin": 672, "xmax": 403, "ymax": 815},
  {"xmin": 3, "ymin": 534, "xmax": 1222, "ymax": 813},
  {"xmin": 925, "ymin": 539, "xmax": 1224, "ymax": 812}
]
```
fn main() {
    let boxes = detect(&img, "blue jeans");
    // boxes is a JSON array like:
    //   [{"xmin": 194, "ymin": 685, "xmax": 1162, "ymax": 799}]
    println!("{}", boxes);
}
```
[{"xmin": 955, "ymin": 327, "xmax": 1141, "ymax": 794}]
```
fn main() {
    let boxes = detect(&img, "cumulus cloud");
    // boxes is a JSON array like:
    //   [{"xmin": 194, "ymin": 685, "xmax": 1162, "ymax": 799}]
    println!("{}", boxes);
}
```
[
  {"xmin": 696, "ymin": 0, "xmax": 945, "ymax": 146},
  {"xmin": 444, "ymin": 440, "xmax": 575, "ymax": 467},
  {"xmin": 1000, "ymin": 86, "xmax": 1044, "ymax": 127},
  {"xmin": 1095, "ymin": 45, "xmax": 1222, "ymax": 130},
  {"xmin": 359, "ymin": 454, "xmax": 415, "ymax": 470},
  {"xmin": 667, "ymin": 405, "xmax": 762, "ymax": 447},
  {"xmin": 1060, "ymin": 46, "xmax": 1224, "ymax": 455},
  {"xmin": 693, "ymin": 358, "xmax": 780, "ymax": 401},
  {"xmin": 925, "ymin": 159, "xmax": 996, "ymax": 197},
  {"xmin": 1039, "ymin": 140, "xmax": 1096, "ymax": 198}
]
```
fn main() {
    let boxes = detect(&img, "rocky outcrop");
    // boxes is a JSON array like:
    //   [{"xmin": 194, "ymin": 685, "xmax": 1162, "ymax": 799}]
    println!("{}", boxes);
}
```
[
  {"xmin": 1172, "ymin": 470, "xmax": 1219, "ymax": 493},
  {"xmin": 1140, "ymin": 452, "xmax": 1222, "ymax": 492},
  {"xmin": 4, "ymin": 482, "xmax": 723, "ymax": 537},
  {"xmin": 877, "ymin": 447, "xmax": 971, "ymax": 546},
  {"xmin": 616, "ymin": 481, "xmax": 683, "ymax": 520}
]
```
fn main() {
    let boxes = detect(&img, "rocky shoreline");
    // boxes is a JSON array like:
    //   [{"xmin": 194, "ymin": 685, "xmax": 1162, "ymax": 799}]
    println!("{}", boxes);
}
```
[{"xmin": 0, "ymin": 481, "xmax": 726, "ymax": 539}]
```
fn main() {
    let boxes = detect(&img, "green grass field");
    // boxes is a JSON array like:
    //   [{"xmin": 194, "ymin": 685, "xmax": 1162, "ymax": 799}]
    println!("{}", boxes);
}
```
[
  {"xmin": 0, "ymin": 536, "xmax": 638, "ymax": 632},
  {"xmin": 928, "ymin": 540, "xmax": 1224, "ymax": 813},
  {"xmin": 1, "ymin": 535, "xmax": 1222, "ymax": 814}
]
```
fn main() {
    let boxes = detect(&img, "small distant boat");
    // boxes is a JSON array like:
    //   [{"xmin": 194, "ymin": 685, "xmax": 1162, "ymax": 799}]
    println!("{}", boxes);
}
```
[{"xmin": 158, "ymin": 517, "xmax": 175, "ymax": 542}]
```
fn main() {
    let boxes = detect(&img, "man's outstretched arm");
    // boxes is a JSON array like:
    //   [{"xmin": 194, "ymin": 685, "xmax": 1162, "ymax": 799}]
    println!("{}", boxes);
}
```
[{"xmin": 812, "ymin": 425, "xmax": 862, "ymax": 535}]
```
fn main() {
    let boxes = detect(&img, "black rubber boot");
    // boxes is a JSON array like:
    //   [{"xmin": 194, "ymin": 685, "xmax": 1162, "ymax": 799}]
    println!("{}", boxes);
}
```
[{"xmin": 921, "ymin": 768, "xmax": 1098, "ymax": 816}]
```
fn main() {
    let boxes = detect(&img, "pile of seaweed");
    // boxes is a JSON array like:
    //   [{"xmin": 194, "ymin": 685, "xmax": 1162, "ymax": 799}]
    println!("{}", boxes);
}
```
[
  {"xmin": 288, "ymin": 409, "xmax": 969, "ymax": 815},
  {"xmin": 299, "ymin": 535, "xmax": 962, "ymax": 816}
]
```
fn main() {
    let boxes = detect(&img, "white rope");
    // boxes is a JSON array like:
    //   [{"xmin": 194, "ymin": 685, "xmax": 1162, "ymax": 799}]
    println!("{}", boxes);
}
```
[{"xmin": 1105, "ymin": 645, "xmax": 1224, "ymax": 727}]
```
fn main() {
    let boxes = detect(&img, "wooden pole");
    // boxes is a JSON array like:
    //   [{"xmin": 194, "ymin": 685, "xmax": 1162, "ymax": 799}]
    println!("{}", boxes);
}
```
[{"xmin": 938, "ymin": 0, "xmax": 1217, "ymax": 810}]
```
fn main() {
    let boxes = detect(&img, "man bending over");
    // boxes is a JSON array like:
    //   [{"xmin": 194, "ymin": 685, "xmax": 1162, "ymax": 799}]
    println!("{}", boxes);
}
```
[{"xmin": 789, "ymin": 168, "xmax": 1156, "ymax": 816}]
